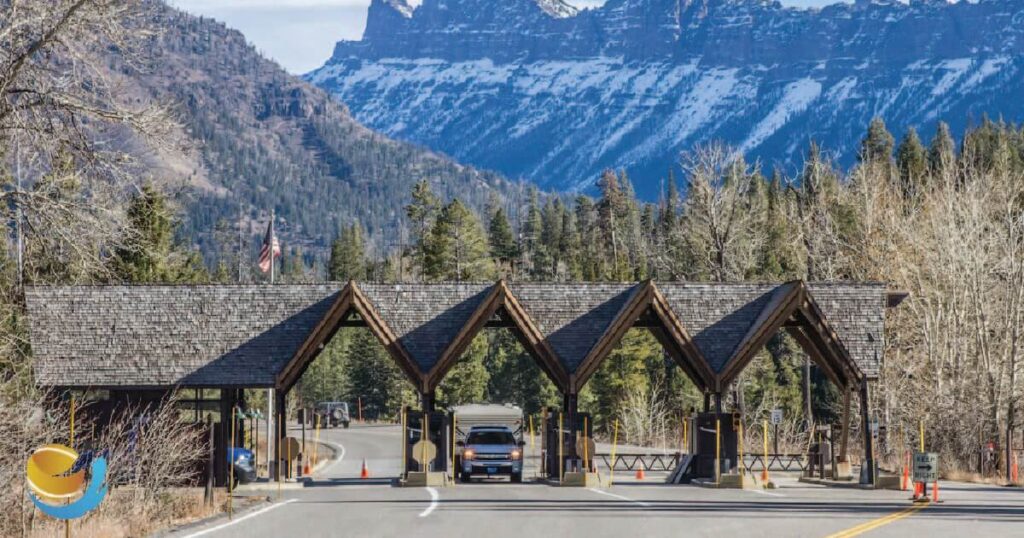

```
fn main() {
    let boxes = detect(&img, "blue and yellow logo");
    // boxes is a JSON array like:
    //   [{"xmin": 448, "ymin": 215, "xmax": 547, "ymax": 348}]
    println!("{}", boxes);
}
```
[{"xmin": 26, "ymin": 444, "xmax": 108, "ymax": 520}]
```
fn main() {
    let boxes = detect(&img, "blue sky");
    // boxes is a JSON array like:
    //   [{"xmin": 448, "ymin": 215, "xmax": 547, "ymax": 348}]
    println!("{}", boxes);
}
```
[{"xmin": 171, "ymin": 0, "xmax": 842, "ymax": 74}]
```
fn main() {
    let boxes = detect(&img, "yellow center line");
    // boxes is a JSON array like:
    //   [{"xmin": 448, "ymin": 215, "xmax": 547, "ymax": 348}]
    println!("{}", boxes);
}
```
[{"xmin": 824, "ymin": 503, "xmax": 928, "ymax": 538}]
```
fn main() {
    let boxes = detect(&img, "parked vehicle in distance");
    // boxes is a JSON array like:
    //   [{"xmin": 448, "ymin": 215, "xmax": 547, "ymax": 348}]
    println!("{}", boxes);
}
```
[
  {"xmin": 458, "ymin": 425, "xmax": 525, "ymax": 482},
  {"xmin": 315, "ymin": 401, "xmax": 350, "ymax": 428},
  {"xmin": 228, "ymin": 446, "xmax": 256, "ymax": 487}
]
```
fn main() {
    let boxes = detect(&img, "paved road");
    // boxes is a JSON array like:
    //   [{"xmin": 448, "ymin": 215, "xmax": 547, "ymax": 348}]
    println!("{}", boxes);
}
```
[{"xmin": 170, "ymin": 424, "xmax": 1024, "ymax": 538}]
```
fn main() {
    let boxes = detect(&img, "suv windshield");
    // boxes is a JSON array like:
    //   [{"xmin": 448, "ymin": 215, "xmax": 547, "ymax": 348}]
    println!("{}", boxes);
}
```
[{"xmin": 467, "ymin": 430, "xmax": 516, "ymax": 445}]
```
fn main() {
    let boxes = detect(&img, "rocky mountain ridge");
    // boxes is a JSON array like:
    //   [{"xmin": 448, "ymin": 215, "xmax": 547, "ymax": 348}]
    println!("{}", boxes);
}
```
[{"xmin": 310, "ymin": 0, "xmax": 1024, "ymax": 196}]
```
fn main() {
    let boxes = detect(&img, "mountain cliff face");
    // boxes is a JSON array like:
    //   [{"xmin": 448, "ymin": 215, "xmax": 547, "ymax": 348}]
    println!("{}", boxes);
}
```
[{"xmin": 309, "ymin": 0, "xmax": 1024, "ymax": 197}]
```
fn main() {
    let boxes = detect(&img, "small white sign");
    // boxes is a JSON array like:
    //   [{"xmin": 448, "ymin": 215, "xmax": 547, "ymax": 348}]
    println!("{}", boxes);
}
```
[
  {"xmin": 913, "ymin": 452, "xmax": 939, "ymax": 482},
  {"xmin": 770, "ymin": 409, "xmax": 783, "ymax": 425}
]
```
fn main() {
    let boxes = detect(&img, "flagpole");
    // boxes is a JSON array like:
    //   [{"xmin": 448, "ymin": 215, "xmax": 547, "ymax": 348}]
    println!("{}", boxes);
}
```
[{"xmin": 266, "ymin": 208, "xmax": 275, "ymax": 479}]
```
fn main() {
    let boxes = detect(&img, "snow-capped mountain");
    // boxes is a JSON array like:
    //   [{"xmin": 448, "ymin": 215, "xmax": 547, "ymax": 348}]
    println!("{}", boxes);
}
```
[{"xmin": 308, "ymin": 0, "xmax": 1024, "ymax": 197}]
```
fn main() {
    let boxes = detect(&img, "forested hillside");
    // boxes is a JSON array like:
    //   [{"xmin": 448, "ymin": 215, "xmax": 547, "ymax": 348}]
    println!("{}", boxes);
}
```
[{"xmin": 127, "ymin": 3, "xmax": 527, "ymax": 266}]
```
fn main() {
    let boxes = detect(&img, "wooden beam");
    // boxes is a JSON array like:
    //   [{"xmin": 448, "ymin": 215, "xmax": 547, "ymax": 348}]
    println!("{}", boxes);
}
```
[
  {"xmin": 717, "ymin": 281, "xmax": 803, "ymax": 389},
  {"xmin": 648, "ymin": 285, "xmax": 717, "ymax": 391},
  {"xmin": 648, "ymin": 326, "xmax": 709, "ymax": 393},
  {"xmin": 785, "ymin": 326, "xmax": 845, "ymax": 389},
  {"xmin": 499, "ymin": 281, "xmax": 571, "ymax": 392},
  {"xmin": 276, "ymin": 282, "xmax": 427, "ymax": 394},
  {"xmin": 426, "ymin": 283, "xmax": 504, "ymax": 388},
  {"xmin": 572, "ymin": 282, "xmax": 653, "ymax": 391}
]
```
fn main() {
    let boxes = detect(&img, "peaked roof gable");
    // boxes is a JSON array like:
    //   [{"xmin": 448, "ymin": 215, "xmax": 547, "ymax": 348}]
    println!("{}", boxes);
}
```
[
  {"xmin": 358, "ymin": 282, "xmax": 494, "ymax": 374},
  {"xmin": 507, "ymin": 283, "xmax": 641, "ymax": 375},
  {"xmin": 656, "ymin": 283, "xmax": 778, "ymax": 374}
]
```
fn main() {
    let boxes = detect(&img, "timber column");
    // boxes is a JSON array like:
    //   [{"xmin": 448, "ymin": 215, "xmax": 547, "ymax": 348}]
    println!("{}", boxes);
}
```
[
  {"xmin": 421, "ymin": 391, "xmax": 436, "ymax": 413},
  {"xmin": 859, "ymin": 379, "xmax": 875, "ymax": 486},
  {"xmin": 275, "ymin": 389, "xmax": 288, "ymax": 479},
  {"xmin": 563, "ymin": 391, "xmax": 579, "ymax": 470}
]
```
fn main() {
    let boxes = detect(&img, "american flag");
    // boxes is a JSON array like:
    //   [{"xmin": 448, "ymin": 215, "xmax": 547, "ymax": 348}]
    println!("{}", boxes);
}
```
[{"xmin": 258, "ymin": 217, "xmax": 281, "ymax": 273}]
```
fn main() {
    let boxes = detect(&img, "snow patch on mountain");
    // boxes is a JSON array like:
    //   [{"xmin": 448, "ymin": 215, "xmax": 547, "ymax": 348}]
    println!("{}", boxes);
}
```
[
  {"xmin": 741, "ymin": 78, "xmax": 823, "ymax": 153},
  {"xmin": 310, "ymin": 0, "xmax": 1024, "ymax": 197}
]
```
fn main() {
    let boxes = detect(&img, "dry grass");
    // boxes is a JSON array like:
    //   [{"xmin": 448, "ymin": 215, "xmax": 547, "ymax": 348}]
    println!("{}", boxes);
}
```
[
  {"xmin": 944, "ymin": 467, "xmax": 1019, "ymax": 487},
  {"xmin": 24, "ymin": 487, "xmax": 261, "ymax": 538}
]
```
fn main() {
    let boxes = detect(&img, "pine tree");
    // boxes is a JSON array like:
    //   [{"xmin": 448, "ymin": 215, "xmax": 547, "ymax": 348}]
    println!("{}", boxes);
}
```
[
  {"xmin": 405, "ymin": 180, "xmax": 440, "ymax": 280},
  {"xmin": 487, "ymin": 207, "xmax": 518, "ymax": 275},
  {"xmin": 110, "ymin": 184, "xmax": 207, "ymax": 283},
  {"xmin": 896, "ymin": 127, "xmax": 928, "ymax": 197},
  {"xmin": 346, "ymin": 329, "xmax": 409, "ymax": 419},
  {"xmin": 660, "ymin": 169, "xmax": 679, "ymax": 233},
  {"xmin": 758, "ymin": 171, "xmax": 798, "ymax": 279},
  {"xmin": 859, "ymin": 117, "xmax": 895, "ymax": 165},
  {"xmin": 328, "ymin": 224, "xmax": 366, "ymax": 281},
  {"xmin": 520, "ymin": 188, "xmax": 543, "ymax": 277},
  {"xmin": 538, "ymin": 198, "xmax": 563, "ymax": 279},
  {"xmin": 928, "ymin": 121, "xmax": 956, "ymax": 177},
  {"xmin": 424, "ymin": 199, "xmax": 494, "ymax": 282},
  {"xmin": 437, "ymin": 335, "xmax": 490, "ymax": 407}
]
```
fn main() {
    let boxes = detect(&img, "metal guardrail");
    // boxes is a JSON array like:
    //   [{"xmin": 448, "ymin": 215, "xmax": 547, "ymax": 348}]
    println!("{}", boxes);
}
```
[
  {"xmin": 596, "ymin": 452, "xmax": 681, "ymax": 471},
  {"xmin": 742, "ymin": 454, "xmax": 808, "ymax": 472},
  {"xmin": 595, "ymin": 452, "xmax": 808, "ymax": 472}
]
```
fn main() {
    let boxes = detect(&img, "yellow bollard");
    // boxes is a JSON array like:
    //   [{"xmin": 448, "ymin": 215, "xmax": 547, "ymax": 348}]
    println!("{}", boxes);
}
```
[
  {"xmin": 277, "ymin": 415, "xmax": 282, "ymax": 500},
  {"xmin": 738, "ymin": 421, "xmax": 744, "ymax": 477},
  {"xmin": 67, "ymin": 396, "xmax": 75, "ymax": 538},
  {"xmin": 421, "ymin": 415, "xmax": 427, "ymax": 472},
  {"xmin": 529, "ymin": 415, "xmax": 535, "ymax": 450},
  {"xmin": 919, "ymin": 419, "xmax": 925, "ymax": 452},
  {"xmin": 451, "ymin": 414, "xmax": 457, "ymax": 486},
  {"xmin": 610, "ymin": 418, "xmax": 619, "ymax": 487},
  {"xmin": 558, "ymin": 412, "xmax": 564, "ymax": 483},
  {"xmin": 400, "ymin": 408, "xmax": 407, "ymax": 479},
  {"xmin": 683, "ymin": 416, "xmax": 689, "ymax": 453},
  {"xmin": 229, "ymin": 406, "xmax": 235, "ymax": 519},
  {"xmin": 762, "ymin": 419, "xmax": 770, "ymax": 483},
  {"xmin": 715, "ymin": 418, "xmax": 721, "ymax": 485},
  {"xmin": 313, "ymin": 415, "xmax": 321, "ymax": 466},
  {"xmin": 583, "ymin": 416, "xmax": 590, "ymax": 473}
]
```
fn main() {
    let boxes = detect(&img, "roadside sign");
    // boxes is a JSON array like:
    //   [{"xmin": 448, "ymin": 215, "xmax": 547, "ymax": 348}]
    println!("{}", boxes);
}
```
[
  {"xmin": 913, "ymin": 452, "xmax": 939, "ymax": 482},
  {"xmin": 412, "ymin": 439, "xmax": 437, "ymax": 465},
  {"xmin": 770, "ymin": 409, "xmax": 783, "ymax": 425},
  {"xmin": 279, "ymin": 436, "xmax": 301, "ymax": 460}
]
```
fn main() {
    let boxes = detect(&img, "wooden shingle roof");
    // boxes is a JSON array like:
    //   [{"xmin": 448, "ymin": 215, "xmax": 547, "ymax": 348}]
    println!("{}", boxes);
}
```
[
  {"xmin": 24, "ymin": 280, "xmax": 892, "ymax": 391},
  {"xmin": 25, "ymin": 285, "xmax": 343, "ymax": 388},
  {"xmin": 508, "ymin": 283, "xmax": 640, "ymax": 374},
  {"xmin": 656, "ymin": 283, "xmax": 778, "ymax": 374},
  {"xmin": 806, "ymin": 282, "xmax": 887, "ymax": 378},
  {"xmin": 358, "ymin": 283, "xmax": 493, "ymax": 372}
]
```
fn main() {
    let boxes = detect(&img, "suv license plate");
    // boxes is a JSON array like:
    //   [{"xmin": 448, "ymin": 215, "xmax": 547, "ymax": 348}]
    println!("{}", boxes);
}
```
[{"xmin": 487, "ymin": 467, "xmax": 497, "ymax": 474}]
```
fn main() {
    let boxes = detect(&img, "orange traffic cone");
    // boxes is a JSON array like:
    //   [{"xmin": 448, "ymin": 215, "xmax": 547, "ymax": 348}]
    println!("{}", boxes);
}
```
[
  {"xmin": 901, "ymin": 467, "xmax": 909, "ymax": 491},
  {"xmin": 635, "ymin": 467, "xmax": 645, "ymax": 480},
  {"xmin": 932, "ymin": 481, "xmax": 939, "ymax": 503},
  {"xmin": 761, "ymin": 468, "xmax": 769, "ymax": 483},
  {"xmin": 360, "ymin": 459, "xmax": 370, "ymax": 479},
  {"xmin": 303, "ymin": 458, "xmax": 312, "ymax": 476}
]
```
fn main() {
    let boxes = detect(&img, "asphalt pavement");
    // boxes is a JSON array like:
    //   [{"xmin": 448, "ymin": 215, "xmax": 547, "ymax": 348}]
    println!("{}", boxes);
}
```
[{"xmin": 166, "ymin": 423, "xmax": 1024, "ymax": 538}]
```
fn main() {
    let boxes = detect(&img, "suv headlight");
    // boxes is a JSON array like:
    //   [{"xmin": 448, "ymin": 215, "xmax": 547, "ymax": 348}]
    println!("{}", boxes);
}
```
[
  {"xmin": 510, "ymin": 449, "xmax": 521, "ymax": 460},
  {"xmin": 463, "ymin": 449, "xmax": 475, "ymax": 460}
]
